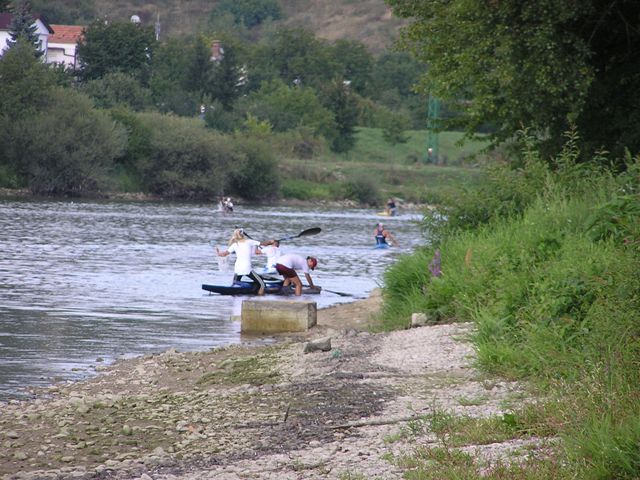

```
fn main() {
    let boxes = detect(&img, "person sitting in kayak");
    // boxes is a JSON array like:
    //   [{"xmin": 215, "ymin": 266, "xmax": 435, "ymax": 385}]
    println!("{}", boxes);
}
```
[
  {"xmin": 374, "ymin": 223, "xmax": 399, "ymax": 247},
  {"xmin": 216, "ymin": 229, "xmax": 273, "ymax": 295},
  {"xmin": 275, "ymin": 253, "xmax": 317, "ymax": 296},
  {"xmin": 385, "ymin": 197, "xmax": 398, "ymax": 216}
]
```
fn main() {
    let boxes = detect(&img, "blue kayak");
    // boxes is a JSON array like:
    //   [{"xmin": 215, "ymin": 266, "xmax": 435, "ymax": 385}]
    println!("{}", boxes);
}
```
[
  {"xmin": 202, "ymin": 279, "xmax": 321, "ymax": 296},
  {"xmin": 374, "ymin": 242, "xmax": 390, "ymax": 249}
]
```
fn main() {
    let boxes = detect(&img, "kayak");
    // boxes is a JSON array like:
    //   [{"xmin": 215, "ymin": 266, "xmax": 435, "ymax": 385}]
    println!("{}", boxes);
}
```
[
  {"xmin": 374, "ymin": 242, "xmax": 390, "ymax": 249},
  {"xmin": 202, "ymin": 279, "xmax": 322, "ymax": 296}
]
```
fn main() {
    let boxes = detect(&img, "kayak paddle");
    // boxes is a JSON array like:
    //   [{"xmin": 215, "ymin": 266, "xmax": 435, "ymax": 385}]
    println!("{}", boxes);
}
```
[{"xmin": 278, "ymin": 227, "xmax": 321, "ymax": 242}]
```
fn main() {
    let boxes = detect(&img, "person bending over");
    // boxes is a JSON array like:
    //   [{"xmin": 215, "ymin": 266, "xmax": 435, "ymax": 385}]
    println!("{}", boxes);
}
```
[
  {"xmin": 275, "ymin": 253, "xmax": 317, "ymax": 296},
  {"xmin": 216, "ymin": 229, "xmax": 273, "ymax": 295}
]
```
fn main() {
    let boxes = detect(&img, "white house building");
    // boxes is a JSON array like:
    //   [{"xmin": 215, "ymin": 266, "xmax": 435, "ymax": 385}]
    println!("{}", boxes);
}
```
[
  {"xmin": 47, "ymin": 24, "xmax": 84, "ymax": 69},
  {"xmin": 0, "ymin": 12, "xmax": 53, "ymax": 57}
]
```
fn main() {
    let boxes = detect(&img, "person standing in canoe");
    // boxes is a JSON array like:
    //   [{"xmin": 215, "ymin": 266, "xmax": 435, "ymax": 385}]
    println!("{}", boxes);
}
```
[
  {"xmin": 216, "ymin": 229, "xmax": 273, "ymax": 295},
  {"xmin": 260, "ymin": 239, "xmax": 281, "ymax": 274},
  {"xmin": 374, "ymin": 223, "xmax": 399, "ymax": 247},
  {"xmin": 275, "ymin": 253, "xmax": 318, "ymax": 296}
]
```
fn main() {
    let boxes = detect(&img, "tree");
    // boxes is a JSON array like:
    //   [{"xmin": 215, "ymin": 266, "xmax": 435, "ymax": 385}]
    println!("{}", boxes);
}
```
[
  {"xmin": 259, "ymin": 27, "xmax": 334, "ymax": 90},
  {"xmin": 214, "ymin": 0, "xmax": 282, "ymax": 29},
  {"xmin": 81, "ymin": 72, "xmax": 152, "ymax": 111},
  {"xmin": 0, "ymin": 40, "xmax": 54, "ymax": 119},
  {"xmin": 243, "ymin": 79, "xmax": 336, "ymax": 138},
  {"xmin": 386, "ymin": 0, "xmax": 640, "ymax": 161},
  {"xmin": 329, "ymin": 39, "xmax": 374, "ymax": 96},
  {"xmin": 322, "ymin": 78, "xmax": 359, "ymax": 153},
  {"xmin": 6, "ymin": 0, "xmax": 44, "ymax": 58},
  {"xmin": 206, "ymin": 41, "xmax": 246, "ymax": 110},
  {"xmin": 4, "ymin": 88, "xmax": 127, "ymax": 195},
  {"xmin": 77, "ymin": 19, "xmax": 155, "ymax": 84}
]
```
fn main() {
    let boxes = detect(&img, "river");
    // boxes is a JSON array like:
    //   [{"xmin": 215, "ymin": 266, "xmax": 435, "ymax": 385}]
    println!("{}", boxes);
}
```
[{"xmin": 0, "ymin": 198, "xmax": 425, "ymax": 400}]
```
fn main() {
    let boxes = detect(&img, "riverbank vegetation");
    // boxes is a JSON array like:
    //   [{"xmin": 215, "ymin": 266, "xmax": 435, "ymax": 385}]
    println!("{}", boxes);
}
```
[
  {"xmin": 0, "ymin": 0, "xmax": 486, "ymax": 206},
  {"xmin": 380, "ymin": 129, "xmax": 640, "ymax": 478}
]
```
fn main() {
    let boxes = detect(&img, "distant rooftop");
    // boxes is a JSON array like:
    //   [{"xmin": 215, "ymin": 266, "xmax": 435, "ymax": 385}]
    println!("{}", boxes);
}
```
[
  {"xmin": 0, "ymin": 12, "xmax": 54, "ymax": 33},
  {"xmin": 49, "ymin": 24, "xmax": 84, "ymax": 43}
]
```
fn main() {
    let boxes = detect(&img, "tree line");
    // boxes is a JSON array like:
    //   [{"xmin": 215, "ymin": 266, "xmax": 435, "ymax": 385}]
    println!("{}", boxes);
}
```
[{"xmin": 0, "ymin": 0, "xmax": 426, "ymax": 198}]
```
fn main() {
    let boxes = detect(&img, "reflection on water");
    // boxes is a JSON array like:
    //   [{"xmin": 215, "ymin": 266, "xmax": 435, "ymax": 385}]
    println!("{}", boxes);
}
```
[{"xmin": 0, "ymin": 199, "xmax": 425, "ymax": 400}]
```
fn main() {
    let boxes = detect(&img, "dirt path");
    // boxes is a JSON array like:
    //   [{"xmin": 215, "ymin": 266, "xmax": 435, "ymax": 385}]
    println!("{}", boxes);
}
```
[{"xmin": 0, "ymin": 291, "xmax": 540, "ymax": 480}]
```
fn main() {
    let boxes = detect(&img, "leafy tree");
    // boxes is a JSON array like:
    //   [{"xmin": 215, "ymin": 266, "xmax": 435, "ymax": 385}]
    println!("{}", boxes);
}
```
[
  {"xmin": 243, "ymin": 79, "xmax": 336, "ymax": 139},
  {"xmin": 206, "ymin": 41, "xmax": 246, "ymax": 110},
  {"xmin": 77, "ymin": 20, "xmax": 155, "ymax": 84},
  {"xmin": 322, "ymin": 78, "xmax": 359, "ymax": 153},
  {"xmin": 82, "ymin": 72, "xmax": 152, "ymax": 111},
  {"xmin": 149, "ymin": 37, "xmax": 199, "ymax": 115},
  {"xmin": 135, "ymin": 112, "xmax": 234, "ymax": 198},
  {"xmin": 30, "ymin": 0, "xmax": 95, "ymax": 23},
  {"xmin": 204, "ymin": 100, "xmax": 243, "ymax": 132},
  {"xmin": 329, "ymin": 39, "xmax": 373, "ymax": 95},
  {"xmin": 183, "ymin": 36, "xmax": 212, "ymax": 95},
  {"xmin": 257, "ymin": 27, "xmax": 334, "ymax": 90},
  {"xmin": 0, "ymin": 40, "xmax": 55, "ymax": 119},
  {"xmin": 0, "ymin": 0, "xmax": 10, "ymax": 11},
  {"xmin": 215, "ymin": 0, "xmax": 282, "ymax": 29},
  {"xmin": 226, "ymin": 137, "xmax": 280, "ymax": 200},
  {"xmin": 6, "ymin": 0, "xmax": 43, "ymax": 57},
  {"xmin": 4, "ymin": 88, "xmax": 127, "ymax": 195},
  {"xmin": 386, "ymin": 0, "xmax": 640, "ymax": 161},
  {"xmin": 371, "ymin": 52, "xmax": 423, "ymax": 99},
  {"xmin": 381, "ymin": 111, "xmax": 410, "ymax": 146}
]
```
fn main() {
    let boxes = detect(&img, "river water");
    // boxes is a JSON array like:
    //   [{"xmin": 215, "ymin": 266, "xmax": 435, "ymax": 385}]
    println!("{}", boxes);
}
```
[{"xmin": 0, "ymin": 199, "xmax": 425, "ymax": 400}]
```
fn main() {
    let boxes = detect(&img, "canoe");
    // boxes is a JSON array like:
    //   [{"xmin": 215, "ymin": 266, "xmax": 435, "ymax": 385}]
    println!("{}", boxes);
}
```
[{"xmin": 202, "ymin": 279, "xmax": 322, "ymax": 296}]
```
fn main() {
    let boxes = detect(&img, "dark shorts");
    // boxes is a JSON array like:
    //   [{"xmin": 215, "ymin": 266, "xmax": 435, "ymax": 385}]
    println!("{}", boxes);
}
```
[{"xmin": 276, "ymin": 264, "xmax": 297, "ymax": 279}]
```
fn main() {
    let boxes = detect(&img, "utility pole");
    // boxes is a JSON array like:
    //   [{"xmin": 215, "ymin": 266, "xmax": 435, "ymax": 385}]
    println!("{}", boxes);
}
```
[{"xmin": 426, "ymin": 94, "xmax": 440, "ymax": 164}]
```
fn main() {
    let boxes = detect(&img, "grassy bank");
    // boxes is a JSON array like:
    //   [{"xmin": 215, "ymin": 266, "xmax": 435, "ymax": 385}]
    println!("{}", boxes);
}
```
[
  {"xmin": 279, "ymin": 127, "xmax": 487, "ymax": 205},
  {"xmin": 380, "ymin": 144, "xmax": 640, "ymax": 477}
]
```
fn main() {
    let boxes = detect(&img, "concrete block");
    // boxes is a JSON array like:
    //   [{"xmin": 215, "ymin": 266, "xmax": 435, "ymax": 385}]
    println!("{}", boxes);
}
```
[{"xmin": 241, "ymin": 300, "xmax": 317, "ymax": 334}]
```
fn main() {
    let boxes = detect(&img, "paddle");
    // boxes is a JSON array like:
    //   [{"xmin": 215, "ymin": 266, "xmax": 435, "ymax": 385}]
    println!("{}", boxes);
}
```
[
  {"xmin": 277, "ymin": 227, "xmax": 321, "ymax": 242},
  {"xmin": 302, "ymin": 284, "xmax": 352, "ymax": 297}
]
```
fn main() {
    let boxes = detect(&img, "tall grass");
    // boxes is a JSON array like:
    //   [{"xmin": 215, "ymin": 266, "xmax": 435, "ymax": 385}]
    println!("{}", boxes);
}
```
[{"xmin": 380, "ymin": 140, "xmax": 640, "ymax": 478}]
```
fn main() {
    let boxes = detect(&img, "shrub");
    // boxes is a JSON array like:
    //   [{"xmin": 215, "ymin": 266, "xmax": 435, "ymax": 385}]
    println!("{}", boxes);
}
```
[
  {"xmin": 136, "ymin": 112, "xmax": 233, "ymax": 198},
  {"xmin": 4, "ymin": 88, "xmax": 126, "ymax": 195},
  {"xmin": 226, "ymin": 137, "xmax": 280, "ymax": 200}
]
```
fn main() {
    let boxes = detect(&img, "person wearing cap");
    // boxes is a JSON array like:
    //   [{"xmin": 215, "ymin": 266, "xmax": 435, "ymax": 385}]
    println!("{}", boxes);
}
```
[
  {"xmin": 374, "ymin": 222, "xmax": 399, "ymax": 247},
  {"xmin": 216, "ymin": 229, "xmax": 273, "ymax": 295},
  {"xmin": 275, "ymin": 253, "xmax": 317, "ymax": 296}
]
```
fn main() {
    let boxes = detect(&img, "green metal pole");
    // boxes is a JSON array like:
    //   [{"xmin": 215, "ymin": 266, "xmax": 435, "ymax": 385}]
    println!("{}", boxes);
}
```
[{"xmin": 426, "ymin": 94, "xmax": 440, "ymax": 164}]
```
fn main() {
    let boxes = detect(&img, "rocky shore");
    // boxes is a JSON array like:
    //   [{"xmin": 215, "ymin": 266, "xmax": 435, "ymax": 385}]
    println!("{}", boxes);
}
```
[{"xmin": 0, "ymin": 291, "xmax": 543, "ymax": 480}]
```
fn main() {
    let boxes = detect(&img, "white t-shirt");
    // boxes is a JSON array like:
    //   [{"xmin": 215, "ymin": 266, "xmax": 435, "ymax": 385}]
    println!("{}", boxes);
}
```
[
  {"xmin": 227, "ymin": 239, "xmax": 260, "ymax": 275},
  {"xmin": 261, "ymin": 245, "xmax": 281, "ymax": 269},
  {"xmin": 276, "ymin": 253, "xmax": 309, "ymax": 274}
]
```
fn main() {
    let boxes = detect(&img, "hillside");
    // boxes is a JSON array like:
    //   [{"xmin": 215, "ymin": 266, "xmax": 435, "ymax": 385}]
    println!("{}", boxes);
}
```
[{"xmin": 85, "ymin": 0, "xmax": 404, "ymax": 53}]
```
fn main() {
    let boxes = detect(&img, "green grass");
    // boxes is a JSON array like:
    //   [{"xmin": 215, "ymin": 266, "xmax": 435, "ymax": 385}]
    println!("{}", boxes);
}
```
[
  {"xmin": 279, "ymin": 128, "xmax": 487, "ymax": 204},
  {"xmin": 322, "ymin": 127, "xmax": 489, "ymax": 166},
  {"xmin": 380, "ymin": 156, "xmax": 640, "ymax": 479}
]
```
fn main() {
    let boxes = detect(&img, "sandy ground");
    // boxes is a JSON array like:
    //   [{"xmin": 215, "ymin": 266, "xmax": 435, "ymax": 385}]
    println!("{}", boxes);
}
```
[{"xmin": 0, "ymin": 290, "xmax": 547, "ymax": 480}]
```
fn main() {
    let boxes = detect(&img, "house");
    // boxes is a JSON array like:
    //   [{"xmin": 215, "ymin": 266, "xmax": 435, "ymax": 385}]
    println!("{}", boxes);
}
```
[
  {"xmin": 0, "ymin": 12, "xmax": 53, "ymax": 57},
  {"xmin": 47, "ymin": 24, "xmax": 84, "ymax": 69}
]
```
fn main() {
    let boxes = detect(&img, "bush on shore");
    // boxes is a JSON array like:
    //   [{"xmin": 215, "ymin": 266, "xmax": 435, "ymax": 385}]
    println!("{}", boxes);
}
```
[{"xmin": 380, "ymin": 130, "xmax": 640, "ymax": 478}]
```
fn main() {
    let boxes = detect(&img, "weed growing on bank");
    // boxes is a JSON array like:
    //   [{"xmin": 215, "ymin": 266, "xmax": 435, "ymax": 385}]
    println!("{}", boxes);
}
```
[{"xmin": 381, "ymin": 130, "xmax": 640, "ymax": 478}]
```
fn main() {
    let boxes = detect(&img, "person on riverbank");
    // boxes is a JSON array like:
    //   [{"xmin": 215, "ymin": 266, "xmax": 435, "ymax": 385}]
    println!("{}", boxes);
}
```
[
  {"xmin": 374, "ymin": 222, "xmax": 399, "ymax": 247},
  {"xmin": 275, "ymin": 253, "xmax": 317, "ymax": 296},
  {"xmin": 216, "ymin": 229, "xmax": 273, "ymax": 295}
]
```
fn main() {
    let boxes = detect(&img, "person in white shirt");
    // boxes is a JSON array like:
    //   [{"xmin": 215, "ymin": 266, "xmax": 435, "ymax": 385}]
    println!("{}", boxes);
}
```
[
  {"xmin": 275, "ymin": 253, "xmax": 318, "ymax": 296},
  {"xmin": 216, "ymin": 229, "xmax": 272, "ymax": 295},
  {"xmin": 260, "ymin": 239, "xmax": 281, "ymax": 274}
]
